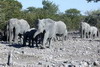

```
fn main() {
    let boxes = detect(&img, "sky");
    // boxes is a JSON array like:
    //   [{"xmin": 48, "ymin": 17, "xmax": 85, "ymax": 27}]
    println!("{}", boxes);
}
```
[{"xmin": 17, "ymin": 0, "xmax": 100, "ymax": 15}]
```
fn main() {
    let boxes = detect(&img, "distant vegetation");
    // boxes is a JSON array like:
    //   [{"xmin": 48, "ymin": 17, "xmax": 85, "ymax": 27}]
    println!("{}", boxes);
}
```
[
  {"xmin": 0, "ymin": 0, "xmax": 100, "ymax": 31},
  {"xmin": 87, "ymin": 0, "xmax": 100, "ymax": 2}
]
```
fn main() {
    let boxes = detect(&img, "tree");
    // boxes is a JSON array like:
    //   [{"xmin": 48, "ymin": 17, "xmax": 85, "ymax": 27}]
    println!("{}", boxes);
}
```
[
  {"xmin": 65, "ymin": 8, "xmax": 80, "ymax": 16},
  {"xmin": 0, "ymin": 0, "xmax": 22, "ymax": 30},
  {"xmin": 86, "ymin": 0, "xmax": 100, "ymax": 2},
  {"xmin": 26, "ymin": 7, "xmax": 36, "ymax": 13},
  {"xmin": 42, "ymin": 0, "xmax": 59, "ymax": 14},
  {"xmin": 85, "ymin": 10, "xmax": 100, "ymax": 28},
  {"xmin": 65, "ymin": 8, "xmax": 82, "ymax": 30},
  {"xmin": 0, "ymin": 0, "xmax": 22, "ymax": 20},
  {"xmin": 0, "ymin": 8, "xmax": 5, "ymax": 29}
]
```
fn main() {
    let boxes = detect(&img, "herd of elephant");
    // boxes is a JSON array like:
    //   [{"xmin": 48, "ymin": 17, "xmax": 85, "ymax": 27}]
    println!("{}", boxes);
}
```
[
  {"xmin": 0, "ymin": 18, "xmax": 99, "ymax": 49},
  {"xmin": 80, "ymin": 21, "xmax": 99, "ymax": 39}
]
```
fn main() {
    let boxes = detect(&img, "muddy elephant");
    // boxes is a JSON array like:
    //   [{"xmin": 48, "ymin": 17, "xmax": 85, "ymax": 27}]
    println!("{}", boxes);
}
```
[
  {"xmin": 80, "ymin": 22, "xmax": 91, "ymax": 38},
  {"xmin": 7, "ymin": 18, "xmax": 30, "ymax": 44},
  {"xmin": 23, "ymin": 28, "xmax": 45, "ymax": 47},
  {"xmin": 34, "ymin": 18, "xmax": 56, "ymax": 48}
]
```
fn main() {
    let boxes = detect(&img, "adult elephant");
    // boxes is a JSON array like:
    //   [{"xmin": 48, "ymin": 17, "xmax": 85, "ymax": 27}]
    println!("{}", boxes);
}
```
[
  {"xmin": 34, "ymin": 18, "xmax": 56, "ymax": 48},
  {"xmin": 80, "ymin": 22, "xmax": 91, "ymax": 38},
  {"xmin": 55, "ymin": 21, "xmax": 67, "ymax": 41},
  {"xmin": 7, "ymin": 18, "xmax": 30, "ymax": 44},
  {"xmin": 90, "ymin": 26, "xmax": 99, "ymax": 38}
]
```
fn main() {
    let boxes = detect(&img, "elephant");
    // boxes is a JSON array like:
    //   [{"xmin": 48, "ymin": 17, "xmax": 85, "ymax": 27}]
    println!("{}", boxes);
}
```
[
  {"xmin": 0, "ymin": 29, "xmax": 3, "ymax": 41},
  {"xmin": 23, "ymin": 28, "xmax": 45, "ymax": 47},
  {"xmin": 89, "ymin": 26, "xmax": 99, "ymax": 38},
  {"xmin": 80, "ymin": 22, "xmax": 91, "ymax": 38},
  {"xmin": 34, "ymin": 18, "xmax": 67, "ymax": 48},
  {"xmin": 7, "ymin": 18, "xmax": 30, "ymax": 44},
  {"xmin": 55, "ymin": 21, "xmax": 67, "ymax": 41},
  {"xmin": 0, "ymin": 24, "xmax": 8, "ymax": 41},
  {"xmin": 34, "ymin": 18, "xmax": 56, "ymax": 48}
]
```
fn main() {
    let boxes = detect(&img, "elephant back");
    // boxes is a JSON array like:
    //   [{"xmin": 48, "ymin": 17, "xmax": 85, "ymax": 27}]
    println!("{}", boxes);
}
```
[
  {"xmin": 81, "ymin": 22, "xmax": 90, "ymax": 32},
  {"xmin": 90, "ymin": 26, "xmax": 98, "ymax": 34},
  {"xmin": 8, "ymin": 18, "xmax": 20, "ymax": 29},
  {"xmin": 55, "ymin": 21, "xmax": 67, "ymax": 34},
  {"xmin": 19, "ymin": 19, "xmax": 30, "ymax": 34}
]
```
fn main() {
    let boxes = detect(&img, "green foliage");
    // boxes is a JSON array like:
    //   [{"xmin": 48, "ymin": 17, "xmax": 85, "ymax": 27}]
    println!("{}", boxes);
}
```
[
  {"xmin": 0, "ymin": 0, "xmax": 22, "ymax": 19},
  {"xmin": 86, "ymin": 0, "xmax": 100, "ymax": 2},
  {"xmin": 65, "ymin": 8, "xmax": 80, "ymax": 16},
  {"xmin": 0, "ymin": 0, "xmax": 22, "ymax": 30},
  {"xmin": 85, "ymin": 9, "xmax": 100, "ymax": 29},
  {"xmin": 1, "ymin": 0, "xmax": 98, "ymax": 32},
  {"xmin": 42, "ymin": 0, "xmax": 58, "ymax": 14},
  {"xmin": 65, "ymin": 8, "xmax": 82, "ymax": 30}
]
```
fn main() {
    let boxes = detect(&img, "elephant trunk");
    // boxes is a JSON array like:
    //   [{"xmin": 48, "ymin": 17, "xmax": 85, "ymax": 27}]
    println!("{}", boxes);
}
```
[{"xmin": 34, "ymin": 30, "xmax": 41, "ymax": 38}]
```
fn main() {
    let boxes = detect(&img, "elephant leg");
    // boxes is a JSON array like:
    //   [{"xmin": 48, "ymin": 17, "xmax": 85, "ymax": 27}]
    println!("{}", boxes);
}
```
[
  {"xmin": 7, "ymin": 30, "xmax": 9, "ymax": 42},
  {"xmin": 35, "ymin": 39, "xmax": 39, "ymax": 48},
  {"xmin": 89, "ymin": 31, "xmax": 91, "ymax": 38},
  {"xmin": 42, "ymin": 31, "xmax": 49, "ymax": 48},
  {"xmin": 14, "ymin": 34, "xmax": 18, "ymax": 44},
  {"xmin": 56, "ymin": 36, "xmax": 58, "ymax": 41},
  {"xmin": 80, "ymin": 29, "xmax": 82, "ymax": 38},
  {"xmin": 91, "ymin": 33, "xmax": 93, "ymax": 38},
  {"xmin": 9, "ymin": 31, "xmax": 13, "ymax": 44},
  {"xmin": 86, "ymin": 32, "xmax": 88, "ymax": 38},
  {"xmin": 97, "ymin": 31, "xmax": 99, "ymax": 37},
  {"xmin": 64, "ymin": 35, "xmax": 67, "ymax": 41},
  {"xmin": 29, "ymin": 39, "xmax": 31, "ymax": 47},
  {"xmin": 47, "ymin": 38, "xmax": 52, "ymax": 48},
  {"xmin": 83, "ymin": 30, "xmax": 85, "ymax": 38},
  {"xmin": 23, "ymin": 38, "xmax": 26, "ymax": 46},
  {"xmin": 81, "ymin": 30, "xmax": 83, "ymax": 38},
  {"xmin": 20, "ymin": 37, "xmax": 23, "ymax": 45},
  {"xmin": 61, "ymin": 35, "xmax": 64, "ymax": 41},
  {"xmin": 93, "ymin": 34, "xmax": 95, "ymax": 39},
  {"xmin": 32, "ymin": 39, "xmax": 35, "ymax": 47}
]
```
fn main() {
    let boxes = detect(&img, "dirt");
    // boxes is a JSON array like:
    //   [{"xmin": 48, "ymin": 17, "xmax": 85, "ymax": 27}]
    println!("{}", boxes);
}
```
[{"xmin": 0, "ymin": 33, "xmax": 100, "ymax": 67}]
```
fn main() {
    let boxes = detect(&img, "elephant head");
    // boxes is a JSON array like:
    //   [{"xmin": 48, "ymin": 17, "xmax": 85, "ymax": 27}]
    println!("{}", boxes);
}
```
[{"xmin": 34, "ymin": 19, "xmax": 45, "ymax": 38}]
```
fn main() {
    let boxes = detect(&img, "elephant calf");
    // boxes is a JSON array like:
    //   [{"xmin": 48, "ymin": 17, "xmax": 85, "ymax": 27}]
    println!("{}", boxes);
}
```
[
  {"xmin": 0, "ymin": 29, "xmax": 7, "ymax": 41},
  {"xmin": 23, "ymin": 28, "xmax": 45, "ymax": 47}
]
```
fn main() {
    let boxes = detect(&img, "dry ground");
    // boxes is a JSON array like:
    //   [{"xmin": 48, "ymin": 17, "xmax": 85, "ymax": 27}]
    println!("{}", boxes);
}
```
[{"xmin": 0, "ymin": 33, "xmax": 100, "ymax": 67}]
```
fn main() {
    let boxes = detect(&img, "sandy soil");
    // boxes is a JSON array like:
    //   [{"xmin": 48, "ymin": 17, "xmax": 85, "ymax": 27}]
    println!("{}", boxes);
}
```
[{"xmin": 0, "ymin": 33, "xmax": 100, "ymax": 67}]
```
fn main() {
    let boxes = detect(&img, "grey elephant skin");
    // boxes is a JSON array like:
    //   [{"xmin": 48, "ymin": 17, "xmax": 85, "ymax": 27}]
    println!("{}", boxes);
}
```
[
  {"xmin": 80, "ymin": 22, "xmax": 90, "ymax": 38},
  {"xmin": 55, "ymin": 21, "xmax": 67, "ymax": 41},
  {"xmin": 34, "ymin": 18, "xmax": 67, "ymax": 48},
  {"xmin": 7, "ymin": 18, "xmax": 30, "ymax": 44}
]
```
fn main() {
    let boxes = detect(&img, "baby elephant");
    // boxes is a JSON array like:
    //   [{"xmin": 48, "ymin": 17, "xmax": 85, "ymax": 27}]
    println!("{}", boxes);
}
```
[{"xmin": 23, "ymin": 28, "xmax": 45, "ymax": 47}]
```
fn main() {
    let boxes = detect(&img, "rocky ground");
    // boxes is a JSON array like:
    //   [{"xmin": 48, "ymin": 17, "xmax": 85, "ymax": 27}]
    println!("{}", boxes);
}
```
[{"xmin": 0, "ymin": 32, "xmax": 100, "ymax": 67}]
